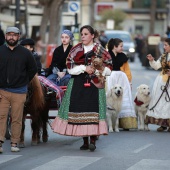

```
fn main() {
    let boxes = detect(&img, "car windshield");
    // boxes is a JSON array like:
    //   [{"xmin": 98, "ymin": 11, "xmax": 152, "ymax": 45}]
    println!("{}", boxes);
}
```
[{"xmin": 105, "ymin": 33, "xmax": 132, "ymax": 42}]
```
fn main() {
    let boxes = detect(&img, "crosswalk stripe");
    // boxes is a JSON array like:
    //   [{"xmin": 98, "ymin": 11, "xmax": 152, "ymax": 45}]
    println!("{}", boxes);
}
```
[
  {"xmin": 127, "ymin": 159, "xmax": 170, "ymax": 170},
  {"xmin": 0, "ymin": 155, "xmax": 22, "ymax": 164},
  {"xmin": 133, "ymin": 144, "xmax": 153, "ymax": 153},
  {"xmin": 32, "ymin": 156, "xmax": 102, "ymax": 170}
]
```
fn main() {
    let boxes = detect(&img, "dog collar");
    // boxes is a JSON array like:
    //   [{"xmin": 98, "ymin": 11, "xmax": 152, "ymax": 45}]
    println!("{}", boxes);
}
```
[{"xmin": 134, "ymin": 97, "xmax": 144, "ymax": 106}]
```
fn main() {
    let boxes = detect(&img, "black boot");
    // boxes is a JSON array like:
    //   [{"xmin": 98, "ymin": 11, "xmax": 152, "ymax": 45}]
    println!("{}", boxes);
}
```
[
  {"xmin": 80, "ymin": 137, "xmax": 89, "ymax": 150},
  {"xmin": 89, "ymin": 136, "xmax": 96, "ymax": 152}
]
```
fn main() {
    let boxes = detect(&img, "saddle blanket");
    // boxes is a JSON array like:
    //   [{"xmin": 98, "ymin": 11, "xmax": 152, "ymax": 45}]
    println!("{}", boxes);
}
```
[{"xmin": 38, "ymin": 76, "xmax": 65, "ymax": 103}]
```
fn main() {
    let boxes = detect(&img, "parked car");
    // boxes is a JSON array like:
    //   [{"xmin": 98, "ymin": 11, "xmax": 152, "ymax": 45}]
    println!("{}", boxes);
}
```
[{"xmin": 104, "ymin": 30, "xmax": 136, "ymax": 62}]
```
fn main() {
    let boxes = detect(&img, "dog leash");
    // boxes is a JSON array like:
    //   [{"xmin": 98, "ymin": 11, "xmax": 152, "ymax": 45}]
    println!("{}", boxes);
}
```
[{"xmin": 149, "ymin": 77, "xmax": 170, "ymax": 111}]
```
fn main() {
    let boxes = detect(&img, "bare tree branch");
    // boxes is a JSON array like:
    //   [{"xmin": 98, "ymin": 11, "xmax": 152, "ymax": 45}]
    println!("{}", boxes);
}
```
[
  {"xmin": 48, "ymin": 0, "xmax": 64, "ymax": 44},
  {"xmin": 39, "ymin": 3, "xmax": 51, "ymax": 42},
  {"xmin": 38, "ymin": 0, "xmax": 65, "ymax": 44}
]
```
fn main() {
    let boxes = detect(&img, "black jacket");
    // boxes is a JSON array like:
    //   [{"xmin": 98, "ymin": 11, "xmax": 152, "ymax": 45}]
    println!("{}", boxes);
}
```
[
  {"xmin": 0, "ymin": 44, "xmax": 37, "ymax": 88},
  {"xmin": 32, "ymin": 51, "xmax": 42, "ymax": 75},
  {"xmin": 46, "ymin": 44, "xmax": 72, "ymax": 76},
  {"xmin": 0, "ymin": 29, "xmax": 5, "ymax": 46},
  {"xmin": 109, "ymin": 50, "xmax": 128, "ymax": 71}
]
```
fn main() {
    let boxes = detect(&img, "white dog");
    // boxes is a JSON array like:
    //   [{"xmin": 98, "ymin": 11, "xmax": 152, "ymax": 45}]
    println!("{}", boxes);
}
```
[
  {"xmin": 106, "ymin": 84, "xmax": 123, "ymax": 132},
  {"xmin": 134, "ymin": 84, "xmax": 151, "ymax": 131}
]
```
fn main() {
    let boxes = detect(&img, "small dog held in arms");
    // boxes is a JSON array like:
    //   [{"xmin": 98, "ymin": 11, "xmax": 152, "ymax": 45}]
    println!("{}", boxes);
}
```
[
  {"xmin": 134, "ymin": 84, "xmax": 151, "ymax": 131},
  {"xmin": 106, "ymin": 84, "xmax": 123, "ymax": 132},
  {"xmin": 91, "ymin": 57, "xmax": 105, "ymax": 84}
]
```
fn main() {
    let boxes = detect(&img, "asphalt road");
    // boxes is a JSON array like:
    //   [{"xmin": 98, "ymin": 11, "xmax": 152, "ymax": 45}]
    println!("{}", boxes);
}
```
[{"xmin": 1, "ymin": 56, "xmax": 170, "ymax": 170}]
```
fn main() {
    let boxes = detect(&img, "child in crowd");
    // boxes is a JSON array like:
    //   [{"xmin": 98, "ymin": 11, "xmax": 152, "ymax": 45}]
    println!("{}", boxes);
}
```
[{"xmin": 20, "ymin": 38, "xmax": 42, "ymax": 75}]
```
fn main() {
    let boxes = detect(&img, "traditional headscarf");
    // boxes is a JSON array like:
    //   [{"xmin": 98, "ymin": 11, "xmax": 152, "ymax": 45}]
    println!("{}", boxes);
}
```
[{"xmin": 61, "ymin": 30, "xmax": 74, "ymax": 41}]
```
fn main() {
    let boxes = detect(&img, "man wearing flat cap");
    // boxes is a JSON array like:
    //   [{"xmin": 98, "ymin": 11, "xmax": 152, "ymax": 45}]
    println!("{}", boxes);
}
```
[{"xmin": 0, "ymin": 27, "xmax": 37, "ymax": 153}]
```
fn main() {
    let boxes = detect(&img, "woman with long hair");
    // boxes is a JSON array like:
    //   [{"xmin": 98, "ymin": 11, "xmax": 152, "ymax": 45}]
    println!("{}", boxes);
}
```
[
  {"xmin": 106, "ymin": 38, "xmax": 137, "ymax": 130},
  {"xmin": 145, "ymin": 38, "xmax": 170, "ymax": 132}
]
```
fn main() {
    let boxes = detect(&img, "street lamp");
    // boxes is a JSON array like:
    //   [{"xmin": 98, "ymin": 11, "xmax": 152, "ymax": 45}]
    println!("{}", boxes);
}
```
[
  {"xmin": 23, "ymin": 0, "xmax": 28, "ymax": 37},
  {"xmin": 15, "ymin": 0, "xmax": 20, "ymax": 28},
  {"xmin": 166, "ymin": 0, "xmax": 170, "ymax": 26}
]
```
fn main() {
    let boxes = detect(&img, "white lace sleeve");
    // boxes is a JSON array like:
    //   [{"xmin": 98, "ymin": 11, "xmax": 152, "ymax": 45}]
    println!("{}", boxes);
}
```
[
  {"xmin": 149, "ymin": 58, "xmax": 161, "ymax": 70},
  {"xmin": 102, "ymin": 67, "xmax": 111, "ymax": 76},
  {"xmin": 68, "ymin": 65, "xmax": 86, "ymax": 75}
]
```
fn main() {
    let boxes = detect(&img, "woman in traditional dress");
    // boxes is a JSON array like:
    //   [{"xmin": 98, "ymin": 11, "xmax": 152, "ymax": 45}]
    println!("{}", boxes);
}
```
[
  {"xmin": 145, "ymin": 38, "xmax": 170, "ymax": 132},
  {"xmin": 52, "ymin": 25, "xmax": 112, "ymax": 151},
  {"xmin": 106, "ymin": 38, "xmax": 137, "ymax": 130}
]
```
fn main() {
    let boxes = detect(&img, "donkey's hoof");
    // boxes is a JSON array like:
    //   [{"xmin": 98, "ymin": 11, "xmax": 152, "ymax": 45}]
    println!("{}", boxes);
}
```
[
  {"xmin": 31, "ymin": 141, "xmax": 38, "ymax": 146},
  {"xmin": 43, "ymin": 137, "xmax": 48, "ymax": 143},
  {"xmin": 19, "ymin": 143, "xmax": 25, "ymax": 148}
]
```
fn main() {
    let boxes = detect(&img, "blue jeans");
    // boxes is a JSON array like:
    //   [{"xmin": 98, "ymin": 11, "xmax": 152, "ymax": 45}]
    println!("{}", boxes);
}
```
[
  {"xmin": 47, "ymin": 73, "xmax": 58, "ymax": 84},
  {"xmin": 47, "ymin": 73, "xmax": 71, "ymax": 86}
]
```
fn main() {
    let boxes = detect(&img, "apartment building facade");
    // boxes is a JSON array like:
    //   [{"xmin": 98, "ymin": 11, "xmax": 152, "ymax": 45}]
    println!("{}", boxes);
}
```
[{"xmin": 0, "ymin": 0, "xmax": 168, "ymax": 38}]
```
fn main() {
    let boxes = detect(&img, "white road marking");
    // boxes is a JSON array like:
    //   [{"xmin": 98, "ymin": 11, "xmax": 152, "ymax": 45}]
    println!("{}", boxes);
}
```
[
  {"xmin": 32, "ymin": 156, "xmax": 102, "ymax": 170},
  {"xmin": 0, "ymin": 155, "xmax": 22, "ymax": 164},
  {"xmin": 127, "ymin": 159, "xmax": 170, "ymax": 170},
  {"xmin": 133, "ymin": 143, "xmax": 153, "ymax": 153}
]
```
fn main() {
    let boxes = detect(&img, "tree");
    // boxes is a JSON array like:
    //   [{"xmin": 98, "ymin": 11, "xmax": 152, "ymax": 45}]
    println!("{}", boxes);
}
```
[
  {"xmin": 150, "ymin": 0, "xmax": 156, "ymax": 34},
  {"xmin": 89, "ymin": 0, "xmax": 96, "ymax": 27},
  {"xmin": 100, "ymin": 9, "xmax": 126, "ymax": 30},
  {"xmin": 38, "ymin": 0, "xmax": 65, "ymax": 44}
]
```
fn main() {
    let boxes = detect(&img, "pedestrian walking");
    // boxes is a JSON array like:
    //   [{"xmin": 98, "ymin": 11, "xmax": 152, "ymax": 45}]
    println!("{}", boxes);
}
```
[
  {"xmin": 35, "ymin": 35, "xmax": 47, "ymax": 64},
  {"xmin": 52, "ymin": 25, "xmax": 112, "ymax": 151},
  {"xmin": 145, "ymin": 38, "xmax": 170, "ymax": 132},
  {"xmin": 0, "ymin": 27, "xmax": 37, "ymax": 153},
  {"xmin": 99, "ymin": 30, "xmax": 108, "ymax": 48},
  {"xmin": 106, "ymin": 38, "xmax": 137, "ymax": 130},
  {"xmin": 45, "ymin": 30, "xmax": 74, "ymax": 86},
  {"xmin": 134, "ymin": 34, "xmax": 145, "ymax": 63}
]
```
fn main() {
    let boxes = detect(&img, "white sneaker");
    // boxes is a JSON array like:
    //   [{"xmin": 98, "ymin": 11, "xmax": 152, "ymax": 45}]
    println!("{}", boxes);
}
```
[{"xmin": 11, "ymin": 146, "xmax": 20, "ymax": 152}]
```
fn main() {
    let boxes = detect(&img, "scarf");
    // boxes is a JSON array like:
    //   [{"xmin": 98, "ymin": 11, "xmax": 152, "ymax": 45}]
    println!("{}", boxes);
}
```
[
  {"xmin": 67, "ymin": 42, "xmax": 112, "ymax": 70},
  {"xmin": 134, "ymin": 97, "xmax": 144, "ymax": 106}
]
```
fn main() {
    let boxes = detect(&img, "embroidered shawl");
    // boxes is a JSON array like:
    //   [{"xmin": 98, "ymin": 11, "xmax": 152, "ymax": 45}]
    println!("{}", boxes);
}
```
[
  {"xmin": 161, "ymin": 53, "xmax": 170, "ymax": 74},
  {"xmin": 66, "ymin": 42, "xmax": 112, "ymax": 70}
]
